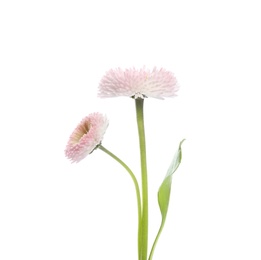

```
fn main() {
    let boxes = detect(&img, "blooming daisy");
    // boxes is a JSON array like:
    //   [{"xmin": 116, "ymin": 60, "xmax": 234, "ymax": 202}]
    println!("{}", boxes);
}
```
[
  {"xmin": 65, "ymin": 113, "xmax": 109, "ymax": 163},
  {"xmin": 98, "ymin": 67, "xmax": 179, "ymax": 99}
]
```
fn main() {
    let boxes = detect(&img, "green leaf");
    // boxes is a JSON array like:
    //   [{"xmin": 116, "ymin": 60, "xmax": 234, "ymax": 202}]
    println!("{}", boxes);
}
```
[{"xmin": 148, "ymin": 139, "xmax": 185, "ymax": 260}]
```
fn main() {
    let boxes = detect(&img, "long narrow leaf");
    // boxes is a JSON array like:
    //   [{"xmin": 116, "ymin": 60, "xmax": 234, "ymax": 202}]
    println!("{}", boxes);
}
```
[{"xmin": 149, "ymin": 139, "xmax": 185, "ymax": 260}]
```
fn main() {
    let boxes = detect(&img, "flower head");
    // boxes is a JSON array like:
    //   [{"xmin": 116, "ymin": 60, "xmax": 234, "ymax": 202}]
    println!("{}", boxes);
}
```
[
  {"xmin": 98, "ymin": 67, "xmax": 179, "ymax": 99},
  {"xmin": 65, "ymin": 113, "xmax": 108, "ymax": 163}
]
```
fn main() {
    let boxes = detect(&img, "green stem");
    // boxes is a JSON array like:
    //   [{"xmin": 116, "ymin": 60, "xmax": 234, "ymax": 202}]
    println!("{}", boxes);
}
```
[
  {"xmin": 135, "ymin": 99, "xmax": 148, "ymax": 260},
  {"xmin": 148, "ymin": 219, "xmax": 166, "ymax": 260},
  {"xmin": 98, "ymin": 145, "xmax": 142, "ymax": 259}
]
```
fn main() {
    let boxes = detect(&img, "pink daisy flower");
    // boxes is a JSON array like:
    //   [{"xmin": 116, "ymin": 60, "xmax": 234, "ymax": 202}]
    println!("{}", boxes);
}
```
[
  {"xmin": 98, "ymin": 67, "xmax": 179, "ymax": 99},
  {"xmin": 65, "ymin": 113, "xmax": 109, "ymax": 163}
]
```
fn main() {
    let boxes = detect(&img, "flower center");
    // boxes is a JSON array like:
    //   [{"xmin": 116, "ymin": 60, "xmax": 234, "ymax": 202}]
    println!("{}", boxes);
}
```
[
  {"xmin": 82, "ymin": 121, "xmax": 90, "ymax": 134},
  {"xmin": 72, "ymin": 121, "xmax": 91, "ymax": 144}
]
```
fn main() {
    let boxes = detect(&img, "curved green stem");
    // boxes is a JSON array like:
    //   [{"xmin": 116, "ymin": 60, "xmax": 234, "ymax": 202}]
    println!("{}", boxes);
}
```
[
  {"xmin": 135, "ymin": 99, "xmax": 148, "ymax": 260},
  {"xmin": 148, "ymin": 219, "xmax": 165, "ymax": 260},
  {"xmin": 98, "ymin": 145, "xmax": 142, "ymax": 259}
]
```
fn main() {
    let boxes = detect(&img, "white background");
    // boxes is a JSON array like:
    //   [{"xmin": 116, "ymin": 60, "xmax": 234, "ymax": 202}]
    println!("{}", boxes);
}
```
[{"xmin": 1, "ymin": 0, "xmax": 261, "ymax": 259}]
